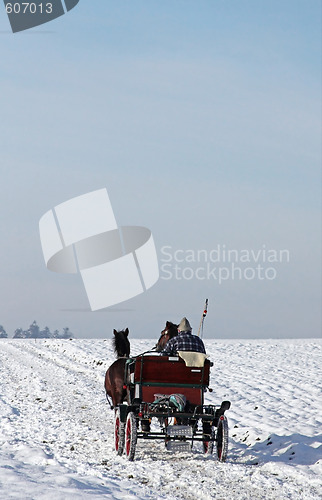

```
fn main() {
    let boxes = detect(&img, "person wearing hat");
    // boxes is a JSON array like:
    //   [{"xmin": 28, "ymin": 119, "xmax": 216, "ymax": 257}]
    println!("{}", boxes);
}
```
[{"xmin": 161, "ymin": 317, "xmax": 206, "ymax": 356}]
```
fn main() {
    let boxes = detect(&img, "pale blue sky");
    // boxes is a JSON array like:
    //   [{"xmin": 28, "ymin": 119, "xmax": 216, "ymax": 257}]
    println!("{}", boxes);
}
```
[{"xmin": 0, "ymin": 1, "xmax": 320, "ymax": 339}]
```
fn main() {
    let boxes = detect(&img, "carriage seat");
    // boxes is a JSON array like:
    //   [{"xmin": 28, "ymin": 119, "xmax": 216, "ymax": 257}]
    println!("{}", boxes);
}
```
[
  {"xmin": 129, "ymin": 355, "xmax": 211, "ymax": 406},
  {"xmin": 177, "ymin": 351, "xmax": 208, "ymax": 367}
]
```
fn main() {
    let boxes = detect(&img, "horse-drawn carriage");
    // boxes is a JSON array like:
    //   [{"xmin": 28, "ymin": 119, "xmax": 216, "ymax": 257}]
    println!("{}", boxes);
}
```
[{"xmin": 112, "ymin": 351, "xmax": 231, "ymax": 461}]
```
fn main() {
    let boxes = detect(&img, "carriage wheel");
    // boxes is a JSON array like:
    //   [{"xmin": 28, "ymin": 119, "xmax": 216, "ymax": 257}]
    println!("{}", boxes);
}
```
[
  {"xmin": 114, "ymin": 409, "xmax": 125, "ymax": 455},
  {"xmin": 203, "ymin": 438, "xmax": 214, "ymax": 454},
  {"xmin": 216, "ymin": 415, "xmax": 228, "ymax": 461},
  {"xmin": 203, "ymin": 427, "xmax": 214, "ymax": 454},
  {"xmin": 125, "ymin": 412, "xmax": 137, "ymax": 461}
]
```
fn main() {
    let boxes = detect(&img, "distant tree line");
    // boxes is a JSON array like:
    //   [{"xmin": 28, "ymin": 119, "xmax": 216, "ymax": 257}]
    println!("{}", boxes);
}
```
[
  {"xmin": 0, "ymin": 325, "xmax": 7, "ymax": 338},
  {"xmin": 0, "ymin": 321, "xmax": 74, "ymax": 339}
]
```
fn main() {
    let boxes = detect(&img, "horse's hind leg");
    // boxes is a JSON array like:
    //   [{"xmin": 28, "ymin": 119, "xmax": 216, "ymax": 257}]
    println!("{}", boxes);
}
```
[
  {"xmin": 111, "ymin": 383, "xmax": 126, "ymax": 407},
  {"xmin": 105, "ymin": 358, "xmax": 127, "ymax": 408},
  {"xmin": 105, "ymin": 371, "xmax": 115, "ymax": 408}
]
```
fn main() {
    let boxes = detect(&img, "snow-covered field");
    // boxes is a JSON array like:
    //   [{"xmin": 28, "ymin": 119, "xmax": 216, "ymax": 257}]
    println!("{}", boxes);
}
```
[{"xmin": 0, "ymin": 338, "xmax": 321, "ymax": 500}]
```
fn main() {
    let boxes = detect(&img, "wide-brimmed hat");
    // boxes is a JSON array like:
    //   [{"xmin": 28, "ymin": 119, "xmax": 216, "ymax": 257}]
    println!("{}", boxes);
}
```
[{"xmin": 178, "ymin": 317, "xmax": 192, "ymax": 332}]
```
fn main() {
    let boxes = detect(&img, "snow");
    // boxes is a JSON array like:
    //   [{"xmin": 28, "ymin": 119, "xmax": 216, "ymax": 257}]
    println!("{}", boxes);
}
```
[{"xmin": 0, "ymin": 338, "xmax": 321, "ymax": 499}]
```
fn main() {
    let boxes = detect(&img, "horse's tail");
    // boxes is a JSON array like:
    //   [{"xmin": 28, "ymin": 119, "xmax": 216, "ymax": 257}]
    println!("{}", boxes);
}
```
[{"xmin": 105, "ymin": 392, "xmax": 114, "ymax": 410}]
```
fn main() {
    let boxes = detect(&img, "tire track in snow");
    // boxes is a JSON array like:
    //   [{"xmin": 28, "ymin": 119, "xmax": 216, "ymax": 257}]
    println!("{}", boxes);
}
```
[{"xmin": 0, "ymin": 339, "xmax": 321, "ymax": 500}]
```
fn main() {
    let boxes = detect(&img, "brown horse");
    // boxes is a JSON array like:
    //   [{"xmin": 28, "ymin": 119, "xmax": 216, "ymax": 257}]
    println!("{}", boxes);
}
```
[
  {"xmin": 105, "ymin": 322, "xmax": 178, "ymax": 409},
  {"xmin": 155, "ymin": 321, "xmax": 179, "ymax": 352},
  {"xmin": 104, "ymin": 328, "xmax": 130, "ymax": 408}
]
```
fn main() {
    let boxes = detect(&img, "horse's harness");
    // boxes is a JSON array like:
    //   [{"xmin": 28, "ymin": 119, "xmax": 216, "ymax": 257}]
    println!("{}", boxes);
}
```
[
  {"xmin": 160, "ymin": 328, "xmax": 169, "ymax": 338},
  {"xmin": 158, "ymin": 328, "xmax": 171, "ymax": 348}
]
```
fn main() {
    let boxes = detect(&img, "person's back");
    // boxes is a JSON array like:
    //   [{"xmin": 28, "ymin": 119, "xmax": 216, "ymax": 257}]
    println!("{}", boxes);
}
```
[{"xmin": 161, "ymin": 317, "xmax": 206, "ymax": 356}]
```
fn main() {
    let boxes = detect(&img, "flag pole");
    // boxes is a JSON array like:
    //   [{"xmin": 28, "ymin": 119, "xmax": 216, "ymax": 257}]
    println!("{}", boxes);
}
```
[{"xmin": 197, "ymin": 298, "xmax": 208, "ymax": 337}]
